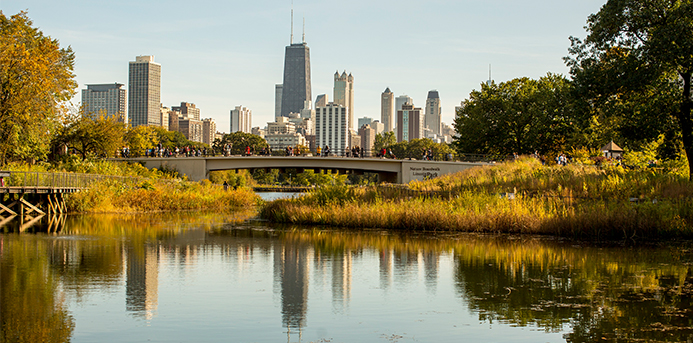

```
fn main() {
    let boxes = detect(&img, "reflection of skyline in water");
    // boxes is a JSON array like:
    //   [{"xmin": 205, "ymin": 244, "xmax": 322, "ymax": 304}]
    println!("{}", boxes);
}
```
[{"xmin": 8, "ymin": 217, "xmax": 693, "ymax": 342}]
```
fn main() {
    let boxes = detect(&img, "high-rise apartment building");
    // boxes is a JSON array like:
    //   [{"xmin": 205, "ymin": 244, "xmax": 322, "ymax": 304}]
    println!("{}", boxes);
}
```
[
  {"xmin": 396, "ymin": 103, "xmax": 423, "ymax": 142},
  {"xmin": 160, "ymin": 106, "xmax": 170, "ymax": 131},
  {"xmin": 381, "ymin": 88, "xmax": 394, "ymax": 132},
  {"xmin": 202, "ymin": 118, "xmax": 216, "ymax": 146},
  {"xmin": 230, "ymin": 106, "xmax": 252, "ymax": 133},
  {"xmin": 172, "ymin": 102, "xmax": 200, "ymax": 120},
  {"xmin": 315, "ymin": 103, "xmax": 349, "ymax": 154},
  {"xmin": 178, "ymin": 119, "xmax": 203, "ymax": 143},
  {"xmin": 425, "ymin": 90, "xmax": 442, "ymax": 135},
  {"xmin": 333, "ymin": 71, "xmax": 354, "ymax": 130},
  {"xmin": 128, "ymin": 56, "xmax": 161, "ymax": 127},
  {"xmin": 279, "ymin": 38, "xmax": 311, "ymax": 118},
  {"xmin": 82, "ymin": 83, "xmax": 127, "ymax": 122},
  {"xmin": 395, "ymin": 95, "xmax": 413, "ymax": 111}
]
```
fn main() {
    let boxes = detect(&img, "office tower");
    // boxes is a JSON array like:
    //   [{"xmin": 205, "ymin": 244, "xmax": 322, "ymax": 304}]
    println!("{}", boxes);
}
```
[
  {"xmin": 381, "ymin": 88, "xmax": 394, "ymax": 132},
  {"xmin": 202, "ymin": 118, "xmax": 216, "ymax": 145},
  {"xmin": 82, "ymin": 83, "xmax": 127, "ymax": 122},
  {"xmin": 333, "ymin": 71, "xmax": 354, "ymax": 130},
  {"xmin": 230, "ymin": 106, "xmax": 252, "ymax": 133},
  {"xmin": 172, "ymin": 102, "xmax": 200, "ymax": 120},
  {"xmin": 396, "ymin": 103, "xmax": 423, "ymax": 142},
  {"xmin": 358, "ymin": 117, "xmax": 373, "ymax": 129},
  {"xmin": 395, "ymin": 95, "xmax": 413, "ymax": 111},
  {"xmin": 425, "ymin": 90, "xmax": 441, "ymax": 135},
  {"xmin": 275, "ymin": 84, "xmax": 283, "ymax": 120},
  {"xmin": 359, "ymin": 124, "xmax": 376, "ymax": 156},
  {"xmin": 315, "ymin": 103, "xmax": 349, "ymax": 153},
  {"xmin": 128, "ymin": 56, "xmax": 161, "ymax": 127},
  {"xmin": 315, "ymin": 94, "xmax": 328, "ymax": 108},
  {"xmin": 279, "ymin": 11, "xmax": 311, "ymax": 118}
]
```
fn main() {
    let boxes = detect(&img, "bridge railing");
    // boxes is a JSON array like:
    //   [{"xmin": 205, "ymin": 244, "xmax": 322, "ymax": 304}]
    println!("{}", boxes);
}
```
[
  {"xmin": 121, "ymin": 147, "xmax": 498, "ymax": 163},
  {"xmin": 0, "ymin": 171, "xmax": 142, "ymax": 189}
]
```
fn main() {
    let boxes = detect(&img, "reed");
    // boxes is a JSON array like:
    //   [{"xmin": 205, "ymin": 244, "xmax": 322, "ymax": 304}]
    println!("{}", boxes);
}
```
[
  {"xmin": 67, "ymin": 179, "xmax": 260, "ymax": 213},
  {"xmin": 260, "ymin": 158, "xmax": 693, "ymax": 241}
]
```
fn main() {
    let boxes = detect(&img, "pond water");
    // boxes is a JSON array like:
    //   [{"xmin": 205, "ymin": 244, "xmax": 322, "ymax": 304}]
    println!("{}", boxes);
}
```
[{"xmin": 2, "ymin": 212, "xmax": 693, "ymax": 343}]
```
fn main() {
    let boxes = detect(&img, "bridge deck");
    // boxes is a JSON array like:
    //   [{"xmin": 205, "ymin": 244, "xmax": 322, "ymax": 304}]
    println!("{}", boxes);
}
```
[{"xmin": 0, "ymin": 186, "xmax": 83, "ymax": 194}]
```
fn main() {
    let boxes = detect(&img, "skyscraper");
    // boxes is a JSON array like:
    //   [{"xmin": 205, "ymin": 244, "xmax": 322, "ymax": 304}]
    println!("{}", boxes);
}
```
[
  {"xmin": 381, "ymin": 87, "xmax": 394, "ymax": 132},
  {"xmin": 230, "ymin": 105, "xmax": 252, "ymax": 133},
  {"xmin": 395, "ymin": 95, "xmax": 413, "ymax": 112},
  {"xmin": 333, "ymin": 71, "xmax": 354, "ymax": 130},
  {"xmin": 128, "ymin": 56, "xmax": 161, "ymax": 127},
  {"xmin": 425, "ymin": 90, "xmax": 441, "ymax": 135},
  {"xmin": 397, "ymin": 103, "xmax": 423, "ymax": 142},
  {"xmin": 315, "ymin": 103, "xmax": 349, "ymax": 153},
  {"xmin": 275, "ymin": 84, "xmax": 283, "ymax": 120},
  {"xmin": 279, "ymin": 12, "xmax": 311, "ymax": 118},
  {"xmin": 315, "ymin": 94, "xmax": 328, "ymax": 108},
  {"xmin": 82, "ymin": 83, "xmax": 127, "ymax": 122}
]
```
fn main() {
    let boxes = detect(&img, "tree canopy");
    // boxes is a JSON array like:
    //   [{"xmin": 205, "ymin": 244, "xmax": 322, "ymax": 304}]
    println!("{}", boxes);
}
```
[
  {"xmin": 0, "ymin": 11, "xmax": 76, "ymax": 165},
  {"xmin": 53, "ymin": 109, "xmax": 126, "ymax": 160},
  {"xmin": 453, "ymin": 74, "xmax": 573, "ymax": 157},
  {"xmin": 213, "ymin": 132, "xmax": 268, "ymax": 155},
  {"xmin": 565, "ymin": 0, "xmax": 693, "ymax": 176}
]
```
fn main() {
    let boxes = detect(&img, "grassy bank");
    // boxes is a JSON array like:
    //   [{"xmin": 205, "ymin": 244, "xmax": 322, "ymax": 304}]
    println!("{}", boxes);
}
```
[
  {"xmin": 66, "ymin": 178, "xmax": 259, "ymax": 213},
  {"xmin": 260, "ymin": 158, "xmax": 693, "ymax": 241},
  {"xmin": 3, "ymin": 159, "xmax": 260, "ymax": 213}
]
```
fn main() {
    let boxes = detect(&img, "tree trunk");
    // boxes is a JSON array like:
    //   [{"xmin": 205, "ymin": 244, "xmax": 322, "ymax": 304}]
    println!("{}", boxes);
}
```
[{"xmin": 678, "ymin": 71, "xmax": 693, "ymax": 181}]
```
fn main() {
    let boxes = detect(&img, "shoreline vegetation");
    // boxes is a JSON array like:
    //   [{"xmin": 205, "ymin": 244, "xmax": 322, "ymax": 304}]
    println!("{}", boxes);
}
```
[
  {"xmin": 260, "ymin": 157, "xmax": 693, "ymax": 241},
  {"xmin": 3, "ymin": 160, "xmax": 260, "ymax": 213}
]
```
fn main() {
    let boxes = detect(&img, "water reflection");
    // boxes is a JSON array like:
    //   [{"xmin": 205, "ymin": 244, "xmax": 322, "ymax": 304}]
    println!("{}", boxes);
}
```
[{"xmin": 2, "ymin": 215, "xmax": 693, "ymax": 342}]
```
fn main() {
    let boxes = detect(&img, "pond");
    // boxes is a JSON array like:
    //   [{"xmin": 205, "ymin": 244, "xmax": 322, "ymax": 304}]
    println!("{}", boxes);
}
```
[{"xmin": 1, "ymin": 212, "xmax": 692, "ymax": 342}]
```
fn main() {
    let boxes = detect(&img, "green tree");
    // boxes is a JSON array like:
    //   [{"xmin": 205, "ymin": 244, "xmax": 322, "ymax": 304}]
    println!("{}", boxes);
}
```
[
  {"xmin": 53, "ymin": 110, "xmax": 125, "ymax": 160},
  {"xmin": 0, "ymin": 11, "xmax": 77, "ymax": 165},
  {"xmin": 565, "ymin": 0, "xmax": 693, "ymax": 177},
  {"xmin": 373, "ymin": 131, "xmax": 396, "ymax": 155},
  {"xmin": 453, "ymin": 74, "xmax": 573, "ymax": 157},
  {"xmin": 214, "ymin": 132, "xmax": 268, "ymax": 155},
  {"xmin": 125, "ymin": 125, "xmax": 158, "ymax": 157}
]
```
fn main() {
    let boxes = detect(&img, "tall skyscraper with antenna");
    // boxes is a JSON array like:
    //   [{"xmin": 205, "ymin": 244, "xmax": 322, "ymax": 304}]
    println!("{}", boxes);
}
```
[{"xmin": 279, "ymin": 6, "xmax": 312, "ymax": 118}]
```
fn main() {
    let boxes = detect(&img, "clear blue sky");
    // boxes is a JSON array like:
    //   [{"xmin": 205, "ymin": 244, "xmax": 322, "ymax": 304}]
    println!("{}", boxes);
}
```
[{"xmin": 1, "ymin": 0, "xmax": 606, "ymax": 133}]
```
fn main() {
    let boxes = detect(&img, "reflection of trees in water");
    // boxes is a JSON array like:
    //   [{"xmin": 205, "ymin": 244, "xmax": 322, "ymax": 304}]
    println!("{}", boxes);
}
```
[
  {"xmin": 453, "ymin": 240, "xmax": 693, "ymax": 342},
  {"xmin": 0, "ymin": 236, "xmax": 75, "ymax": 342}
]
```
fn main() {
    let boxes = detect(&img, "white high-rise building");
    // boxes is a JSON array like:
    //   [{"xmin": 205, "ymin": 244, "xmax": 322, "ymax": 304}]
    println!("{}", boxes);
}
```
[
  {"xmin": 333, "ymin": 71, "xmax": 354, "ymax": 130},
  {"xmin": 381, "ymin": 88, "xmax": 394, "ymax": 132},
  {"xmin": 315, "ymin": 103, "xmax": 349, "ymax": 154},
  {"xmin": 230, "ymin": 106, "xmax": 252, "ymax": 133},
  {"xmin": 82, "ymin": 83, "xmax": 127, "ymax": 122},
  {"xmin": 128, "ymin": 56, "xmax": 161, "ymax": 127},
  {"xmin": 425, "ymin": 90, "xmax": 442, "ymax": 135}
]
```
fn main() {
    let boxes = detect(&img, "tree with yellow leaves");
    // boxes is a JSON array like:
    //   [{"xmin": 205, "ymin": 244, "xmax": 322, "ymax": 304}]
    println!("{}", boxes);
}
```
[{"xmin": 0, "ymin": 11, "xmax": 76, "ymax": 165}]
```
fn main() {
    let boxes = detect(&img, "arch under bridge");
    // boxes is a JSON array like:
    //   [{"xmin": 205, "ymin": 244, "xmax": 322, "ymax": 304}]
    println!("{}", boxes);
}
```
[{"xmin": 125, "ymin": 156, "xmax": 487, "ymax": 184}]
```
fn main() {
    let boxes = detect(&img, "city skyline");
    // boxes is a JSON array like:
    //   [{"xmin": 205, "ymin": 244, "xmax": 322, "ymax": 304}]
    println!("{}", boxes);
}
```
[{"xmin": 1, "ymin": 0, "xmax": 607, "ymax": 133}]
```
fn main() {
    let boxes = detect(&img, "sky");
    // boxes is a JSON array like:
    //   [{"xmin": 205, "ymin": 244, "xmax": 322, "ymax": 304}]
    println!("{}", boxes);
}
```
[{"xmin": 1, "ymin": 0, "xmax": 607, "ymax": 133}]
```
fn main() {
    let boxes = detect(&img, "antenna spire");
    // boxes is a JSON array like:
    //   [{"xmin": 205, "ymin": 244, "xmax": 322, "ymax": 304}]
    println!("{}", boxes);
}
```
[
  {"xmin": 302, "ymin": 17, "xmax": 305, "ymax": 43},
  {"xmin": 290, "ymin": 1, "xmax": 294, "ymax": 44}
]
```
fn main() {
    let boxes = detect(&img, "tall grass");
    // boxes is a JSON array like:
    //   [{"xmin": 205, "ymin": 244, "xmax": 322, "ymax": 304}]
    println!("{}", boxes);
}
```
[
  {"xmin": 67, "ymin": 179, "xmax": 260, "ymax": 213},
  {"xmin": 260, "ymin": 158, "xmax": 693, "ymax": 241}
]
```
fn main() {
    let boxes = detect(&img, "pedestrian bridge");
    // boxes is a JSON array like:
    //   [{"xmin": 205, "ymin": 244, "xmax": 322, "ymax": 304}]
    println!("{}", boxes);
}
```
[{"xmin": 124, "ymin": 156, "xmax": 488, "ymax": 184}]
